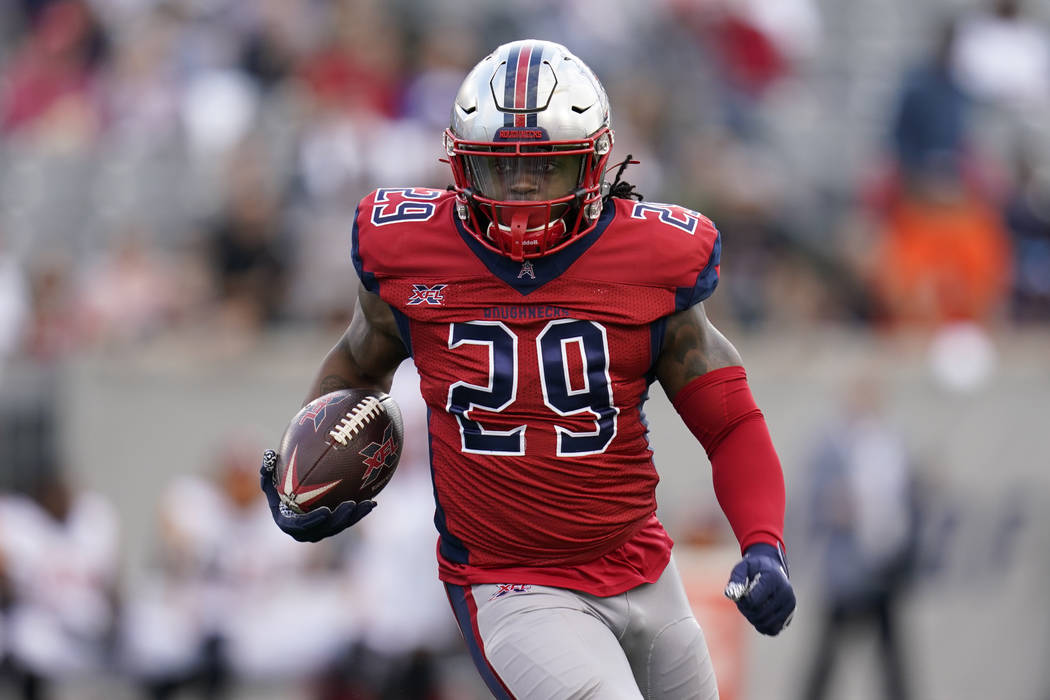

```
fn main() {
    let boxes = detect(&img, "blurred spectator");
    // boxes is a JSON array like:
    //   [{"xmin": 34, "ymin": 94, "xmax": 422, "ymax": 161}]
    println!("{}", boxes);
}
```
[
  {"xmin": 296, "ymin": 0, "xmax": 403, "ymax": 120},
  {"xmin": 0, "ymin": 235, "xmax": 30, "ymax": 366},
  {"xmin": 120, "ymin": 436, "xmax": 353, "ymax": 698},
  {"xmin": 864, "ymin": 17, "xmax": 1012, "ymax": 328},
  {"xmin": 1002, "ymin": 149, "xmax": 1050, "ymax": 321},
  {"xmin": 204, "ymin": 141, "xmax": 290, "ymax": 334},
  {"xmin": 328, "ymin": 360, "xmax": 467, "ymax": 700},
  {"xmin": 890, "ymin": 18, "xmax": 974, "ymax": 187},
  {"xmin": 798, "ymin": 374, "xmax": 921, "ymax": 700},
  {"xmin": 103, "ymin": 5, "xmax": 183, "ymax": 147},
  {"xmin": 0, "ymin": 0, "xmax": 108, "ymax": 144},
  {"xmin": 281, "ymin": 208, "xmax": 361, "ymax": 328},
  {"xmin": 180, "ymin": 69, "xmax": 260, "ymax": 164},
  {"xmin": 0, "ymin": 245, "xmax": 63, "ymax": 497},
  {"xmin": 22, "ymin": 253, "xmax": 90, "ymax": 363},
  {"xmin": 237, "ymin": 0, "xmax": 307, "ymax": 93},
  {"xmin": 76, "ymin": 228, "xmax": 185, "ymax": 347},
  {"xmin": 951, "ymin": 0, "xmax": 1050, "ymax": 108},
  {"xmin": 0, "ymin": 361, "xmax": 61, "ymax": 498},
  {"xmin": 293, "ymin": 93, "xmax": 370, "ymax": 204},
  {"xmin": 0, "ymin": 471, "xmax": 121, "ymax": 698},
  {"xmin": 674, "ymin": 130, "xmax": 808, "ymax": 328},
  {"xmin": 399, "ymin": 30, "xmax": 480, "ymax": 131},
  {"xmin": 869, "ymin": 171, "xmax": 1011, "ymax": 327},
  {"xmin": 667, "ymin": 0, "xmax": 819, "ymax": 140},
  {"xmin": 672, "ymin": 2, "xmax": 785, "ymax": 140}
]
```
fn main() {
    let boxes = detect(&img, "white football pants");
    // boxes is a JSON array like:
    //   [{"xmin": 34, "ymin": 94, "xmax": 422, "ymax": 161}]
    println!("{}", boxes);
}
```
[{"xmin": 445, "ymin": 556, "xmax": 719, "ymax": 700}]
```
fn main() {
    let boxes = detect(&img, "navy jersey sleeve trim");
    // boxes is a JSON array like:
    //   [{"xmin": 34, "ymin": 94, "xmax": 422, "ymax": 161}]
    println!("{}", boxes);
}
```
[
  {"xmin": 350, "ymin": 205, "xmax": 379, "ymax": 293},
  {"xmin": 390, "ymin": 306, "xmax": 413, "ymax": 357},
  {"xmin": 454, "ymin": 203, "xmax": 616, "ymax": 296},
  {"xmin": 430, "ymin": 422, "xmax": 470, "ymax": 565},
  {"xmin": 674, "ymin": 227, "xmax": 721, "ymax": 311},
  {"xmin": 646, "ymin": 317, "xmax": 666, "ymax": 385}
]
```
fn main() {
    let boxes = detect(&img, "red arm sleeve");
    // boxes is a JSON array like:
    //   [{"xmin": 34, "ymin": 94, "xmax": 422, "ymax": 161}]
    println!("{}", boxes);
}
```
[{"xmin": 670, "ymin": 366, "xmax": 785, "ymax": 553}]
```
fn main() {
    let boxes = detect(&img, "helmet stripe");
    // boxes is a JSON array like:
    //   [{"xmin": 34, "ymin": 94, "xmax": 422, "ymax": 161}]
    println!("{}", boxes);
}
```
[
  {"xmin": 512, "ymin": 43, "xmax": 533, "ymax": 127},
  {"xmin": 526, "ymin": 43, "xmax": 543, "ymax": 127},
  {"xmin": 503, "ymin": 44, "xmax": 521, "ymax": 126},
  {"xmin": 502, "ymin": 42, "xmax": 544, "ymax": 128}
]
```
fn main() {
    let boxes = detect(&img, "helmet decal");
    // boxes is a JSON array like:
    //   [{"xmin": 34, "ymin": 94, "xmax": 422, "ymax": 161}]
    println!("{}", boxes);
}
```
[{"xmin": 501, "ymin": 42, "xmax": 546, "ymax": 127}]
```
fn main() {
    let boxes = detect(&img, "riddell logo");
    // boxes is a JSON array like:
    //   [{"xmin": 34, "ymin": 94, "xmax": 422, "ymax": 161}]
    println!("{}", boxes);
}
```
[{"xmin": 498, "ymin": 128, "xmax": 544, "ymax": 140}]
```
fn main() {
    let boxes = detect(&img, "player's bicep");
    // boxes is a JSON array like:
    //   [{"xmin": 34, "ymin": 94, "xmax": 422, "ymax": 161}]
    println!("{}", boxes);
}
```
[
  {"xmin": 308, "ymin": 286, "xmax": 407, "ymax": 401},
  {"xmin": 348, "ymin": 285, "xmax": 408, "ymax": 370},
  {"xmin": 655, "ymin": 303, "xmax": 742, "ymax": 399}
]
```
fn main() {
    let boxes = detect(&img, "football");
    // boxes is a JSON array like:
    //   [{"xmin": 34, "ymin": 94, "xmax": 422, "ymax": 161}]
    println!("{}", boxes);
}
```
[{"xmin": 273, "ymin": 388, "xmax": 404, "ymax": 513}]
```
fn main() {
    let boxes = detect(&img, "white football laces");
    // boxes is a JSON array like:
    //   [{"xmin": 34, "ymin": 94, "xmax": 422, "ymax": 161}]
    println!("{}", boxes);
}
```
[{"xmin": 329, "ymin": 396, "xmax": 384, "ymax": 446}]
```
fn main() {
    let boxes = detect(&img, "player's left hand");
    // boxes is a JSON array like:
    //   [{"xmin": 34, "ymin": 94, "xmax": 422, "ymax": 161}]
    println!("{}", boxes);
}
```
[
  {"xmin": 259, "ymin": 449, "xmax": 375, "ymax": 543},
  {"xmin": 724, "ymin": 542, "xmax": 796, "ymax": 636}
]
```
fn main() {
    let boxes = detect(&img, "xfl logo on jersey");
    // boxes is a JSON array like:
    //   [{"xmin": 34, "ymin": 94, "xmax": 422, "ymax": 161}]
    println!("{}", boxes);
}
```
[{"xmin": 408, "ymin": 284, "xmax": 447, "ymax": 306}]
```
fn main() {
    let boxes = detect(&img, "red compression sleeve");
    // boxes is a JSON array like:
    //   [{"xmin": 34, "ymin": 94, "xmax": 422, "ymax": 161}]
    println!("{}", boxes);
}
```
[{"xmin": 671, "ymin": 366, "xmax": 785, "ymax": 553}]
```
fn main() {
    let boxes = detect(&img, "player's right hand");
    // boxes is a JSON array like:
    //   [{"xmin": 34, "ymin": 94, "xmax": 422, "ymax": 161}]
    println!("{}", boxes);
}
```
[{"xmin": 259, "ymin": 449, "xmax": 375, "ymax": 543}]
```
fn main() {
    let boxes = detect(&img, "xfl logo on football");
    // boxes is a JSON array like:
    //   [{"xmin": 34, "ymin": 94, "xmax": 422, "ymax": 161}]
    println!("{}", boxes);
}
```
[
  {"xmin": 407, "ymin": 284, "xmax": 447, "ymax": 306},
  {"xmin": 298, "ymin": 393, "xmax": 350, "ymax": 432},
  {"xmin": 359, "ymin": 423, "xmax": 399, "ymax": 487}
]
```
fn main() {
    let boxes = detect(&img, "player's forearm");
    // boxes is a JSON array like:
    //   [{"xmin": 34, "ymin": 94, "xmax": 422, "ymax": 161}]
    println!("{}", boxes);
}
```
[
  {"xmin": 303, "ymin": 291, "xmax": 408, "ymax": 405},
  {"xmin": 303, "ymin": 332, "xmax": 399, "ymax": 405},
  {"xmin": 708, "ymin": 410, "xmax": 785, "ymax": 550},
  {"xmin": 671, "ymin": 366, "xmax": 786, "ymax": 551}
]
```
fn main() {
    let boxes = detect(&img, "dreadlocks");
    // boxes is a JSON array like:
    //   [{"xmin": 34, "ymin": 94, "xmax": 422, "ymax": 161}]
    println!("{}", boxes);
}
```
[{"xmin": 604, "ymin": 154, "xmax": 643, "ymax": 201}]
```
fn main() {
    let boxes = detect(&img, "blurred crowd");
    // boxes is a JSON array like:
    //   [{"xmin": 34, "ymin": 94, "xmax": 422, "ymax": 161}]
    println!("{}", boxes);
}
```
[
  {"xmin": 0, "ymin": 0, "xmax": 1047, "ymax": 362},
  {"xmin": 1, "ymin": 361, "xmax": 474, "ymax": 699},
  {"xmin": 1, "ymin": 0, "xmax": 1049, "ymax": 697}
]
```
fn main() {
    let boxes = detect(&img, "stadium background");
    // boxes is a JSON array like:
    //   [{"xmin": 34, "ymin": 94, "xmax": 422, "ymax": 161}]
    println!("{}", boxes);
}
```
[{"xmin": 1, "ymin": 0, "xmax": 1048, "ymax": 698}]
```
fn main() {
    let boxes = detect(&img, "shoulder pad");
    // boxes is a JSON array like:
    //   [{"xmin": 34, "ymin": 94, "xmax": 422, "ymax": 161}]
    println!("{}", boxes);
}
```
[
  {"xmin": 614, "ymin": 199, "xmax": 721, "ymax": 308},
  {"xmin": 352, "ymin": 187, "xmax": 454, "ymax": 293}
]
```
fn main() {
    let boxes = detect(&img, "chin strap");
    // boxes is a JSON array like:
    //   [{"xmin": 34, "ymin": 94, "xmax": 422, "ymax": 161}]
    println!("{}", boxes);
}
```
[
  {"xmin": 486, "ymin": 214, "xmax": 568, "ymax": 262},
  {"xmin": 508, "ymin": 211, "xmax": 530, "ymax": 261}
]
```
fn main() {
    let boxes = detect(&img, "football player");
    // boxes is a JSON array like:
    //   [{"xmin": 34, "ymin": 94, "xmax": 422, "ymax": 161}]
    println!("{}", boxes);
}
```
[{"xmin": 262, "ymin": 40, "xmax": 795, "ymax": 699}]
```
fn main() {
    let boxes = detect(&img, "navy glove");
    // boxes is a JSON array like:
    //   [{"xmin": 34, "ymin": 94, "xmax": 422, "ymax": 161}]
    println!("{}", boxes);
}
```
[
  {"xmin": 725, "ymin": 542, "xmax": 796, "ymax": 636},
  {"xmin": 259, "ymin": 449, "xmax": 375, "ymax": 543}
]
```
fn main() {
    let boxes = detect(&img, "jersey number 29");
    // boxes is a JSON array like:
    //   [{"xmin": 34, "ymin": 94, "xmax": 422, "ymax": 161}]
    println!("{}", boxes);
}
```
[{"xmin": 446, "ymin": 319, "xmax": 619, "ymax": 457}]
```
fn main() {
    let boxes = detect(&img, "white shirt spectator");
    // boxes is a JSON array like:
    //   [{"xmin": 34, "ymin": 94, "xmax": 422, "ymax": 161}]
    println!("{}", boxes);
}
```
[
  {"xmin": 121, "ymin": 455, "xmax": 356, "ymax": 684},
  {"xmin": 0, "ymin": 485, "xmax": 120, "ymax": 677},
  {"xmin": 952, "ymin": 9, "xmax": 1050, "ymax": 106},
  {"xmin": 348, "ymin": 360, "xmax": 461, "ymax": 656}
]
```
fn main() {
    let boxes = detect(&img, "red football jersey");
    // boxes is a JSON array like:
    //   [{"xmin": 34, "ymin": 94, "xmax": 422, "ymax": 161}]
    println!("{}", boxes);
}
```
[{"xmin": 352, "ymin": 188, "xmax": 720, "ymax": 596}]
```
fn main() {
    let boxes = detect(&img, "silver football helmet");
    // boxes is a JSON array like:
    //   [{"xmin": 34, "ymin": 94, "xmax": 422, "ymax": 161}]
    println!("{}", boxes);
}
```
[{"xmin": 445, "ymin": 40, "xmax": 614, "ymax": 261}]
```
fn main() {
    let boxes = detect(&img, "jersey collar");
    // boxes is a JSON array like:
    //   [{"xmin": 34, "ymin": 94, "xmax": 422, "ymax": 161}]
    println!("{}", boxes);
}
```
[{"xmin": 454, "ymin": 202, "xmax": 616, "ymax": 296}]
